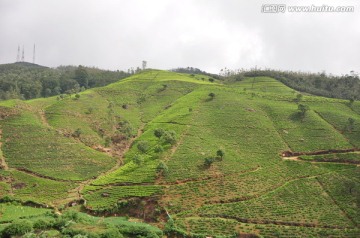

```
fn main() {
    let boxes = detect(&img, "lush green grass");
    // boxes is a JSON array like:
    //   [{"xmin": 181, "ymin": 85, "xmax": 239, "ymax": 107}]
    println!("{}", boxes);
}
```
[
  {"xmin": 10, "ymin": 170, "xmax": 74, "ymax": 204},
  {"xmin": 0, "ymin": 203, "xmax": 51, "ymax": 223}
]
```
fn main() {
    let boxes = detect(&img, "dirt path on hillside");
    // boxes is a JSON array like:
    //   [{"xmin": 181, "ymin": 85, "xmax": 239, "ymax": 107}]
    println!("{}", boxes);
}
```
[
  {"xmin": 39, "ymin": 110, "xmax": 51, "ymax": 128},
  {"xmin": 0, "ymin": 129, "xmax": 9, "ymax": 170},
  {"xmin": 282, "ymin": 155, "xmax": 360, "ymax": 166}
]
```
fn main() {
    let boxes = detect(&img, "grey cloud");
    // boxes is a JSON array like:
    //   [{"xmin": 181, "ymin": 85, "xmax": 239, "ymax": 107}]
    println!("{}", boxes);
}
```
[{"xmin": 0, "ymin": 0, "xmax": 359, "ymax": 74}]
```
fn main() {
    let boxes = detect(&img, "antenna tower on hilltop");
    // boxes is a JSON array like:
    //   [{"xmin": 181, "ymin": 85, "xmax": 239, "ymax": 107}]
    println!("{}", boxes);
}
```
[{"xmin": 16, "ymin": 45, "xmax": 20, "ymax": 62}]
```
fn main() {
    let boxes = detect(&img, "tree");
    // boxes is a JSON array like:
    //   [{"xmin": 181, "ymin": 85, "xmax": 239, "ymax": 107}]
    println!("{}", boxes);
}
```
[
  {"xmin": 298, "ymin": 104, "xmax": 309, "ymax": 121},
  {"xmin": 156, "ymin": 161, "xmax": 168, "ymax": 176},
  {"xmin": 295, "ymin": 93, "xmax": 303, "ymax": 103},
  {"xmin": 74, "ymin": 65, "xmax": 89, "ymax": 88},
  {"xmin": 208, "ymin": 92, "xmax": 215, "ymax": 100},
  {"xmin": 137, "ymin": 140, "xmax": 149, "ymax": 153},
  {"xmin": 154, "ymin": 128, "xmax": 165, "ymax": 139},
  {"xmin": 216, "ymin": 149, "xmax": 225, "ymax": 159},
  {"xmin": 204, "ymin": 157, "xmax": 215, "ymax": 167}
]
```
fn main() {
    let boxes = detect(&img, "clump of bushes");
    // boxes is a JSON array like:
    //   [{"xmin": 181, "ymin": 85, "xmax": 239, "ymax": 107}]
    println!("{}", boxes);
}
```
[
  {"xmin": 2, "ymin": 220, "xmax": 33, "ymax": 237},
  {"xmin": 153, "ymin": 128, "xmax": 177, "ymax": 145},
  {"xmin": 204, "ymin": 149, "xmax": 225, "ymax": 167}
]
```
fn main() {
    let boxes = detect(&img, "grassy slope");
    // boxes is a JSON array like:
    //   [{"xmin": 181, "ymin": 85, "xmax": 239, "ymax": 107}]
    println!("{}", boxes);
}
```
[{"xmin": 0, "ymin": 71, "xmax": 359, "ymax": 237}]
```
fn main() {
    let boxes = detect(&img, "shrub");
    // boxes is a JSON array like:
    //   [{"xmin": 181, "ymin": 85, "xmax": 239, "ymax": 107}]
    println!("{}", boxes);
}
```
[
  {"xmin": 154, "ymin": 128, "xmax": 165, "ymax": 139},
  {"xmin": 2, "ymin": 220, "xmax": 33, "ymax": 238},
  {"xmin": 162, "ymin": 130, "xmax": 177, "ymax": 145},
  {"xmin": 33, "ymin": 218, "xmax": 54, "ymax": 230},
  {"xmin": 208, "ymin": 92, "xmax": 215, "ymax": 100},
  {"xmin": 204, "ymin": 157, "xmax": 216, "ymax": 167},
  {"xmin": 118, "ymin": 120, "xmax": 134, "ymax": 139},
  {"xmin": 156, "ymin": 161, "xmax": 169, "ymax": 176},
  {"xmin": 216, "ymin": 149, "xmax": 225, "ymax": 159},
  {"xmin": 137, "ymin": 141, "xmax": 149, "ymax": 153},
  {"xmin": 118, "ymin": 225, "xmax": 161, "ymax": 238}
]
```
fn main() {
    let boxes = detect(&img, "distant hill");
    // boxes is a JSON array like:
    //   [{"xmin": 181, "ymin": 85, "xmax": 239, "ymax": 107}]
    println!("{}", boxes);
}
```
[
  {"xmin": 3, "ymin": 61, "xmax": 48, "ymax": 69},
  {"xmin": 0, "ymin": 70, "xmax": 359, "ymax": 237},
  {"xmin": 0, "ymin": 62, "xmax": 129, "ymax": 100},
  {"xmin": 223, "ymin": 68, "xmax": 360, "ymax": 100}
]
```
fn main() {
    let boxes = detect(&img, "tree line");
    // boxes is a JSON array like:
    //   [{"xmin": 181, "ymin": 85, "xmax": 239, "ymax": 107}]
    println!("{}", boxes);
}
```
[{"xmin": 0, "ymin": 62, "xmax": 129, "ymax": 100}]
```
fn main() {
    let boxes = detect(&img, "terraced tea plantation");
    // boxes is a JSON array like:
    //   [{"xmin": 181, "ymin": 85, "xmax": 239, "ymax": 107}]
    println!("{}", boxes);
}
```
[{"xmin": 0, "ymin": 70, "xmax": 359, "ymax": 237}]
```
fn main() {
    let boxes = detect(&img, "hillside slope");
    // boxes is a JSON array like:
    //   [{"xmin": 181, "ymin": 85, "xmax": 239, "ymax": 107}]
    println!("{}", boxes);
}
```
[{"xmin": 0, "ymin": 70, "xmax": 359, "ymax": 237}]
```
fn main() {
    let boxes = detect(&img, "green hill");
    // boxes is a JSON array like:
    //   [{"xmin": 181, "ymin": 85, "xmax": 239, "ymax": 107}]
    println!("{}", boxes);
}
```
[{"xmin": 0, "ymin": 70, "xmax": 359, "ymax": 237}]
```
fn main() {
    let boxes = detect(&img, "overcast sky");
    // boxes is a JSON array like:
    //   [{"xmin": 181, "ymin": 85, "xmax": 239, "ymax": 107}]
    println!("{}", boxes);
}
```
[{"xmin": 0, "ymin": 0, "xmax": 359, "ymax": 74}]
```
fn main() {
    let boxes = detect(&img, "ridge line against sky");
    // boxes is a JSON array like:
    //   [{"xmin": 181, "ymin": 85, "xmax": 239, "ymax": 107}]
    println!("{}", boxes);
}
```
[{"xmin": 0, "ymin": 0, "xmax": 359, "ymax": 75}]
